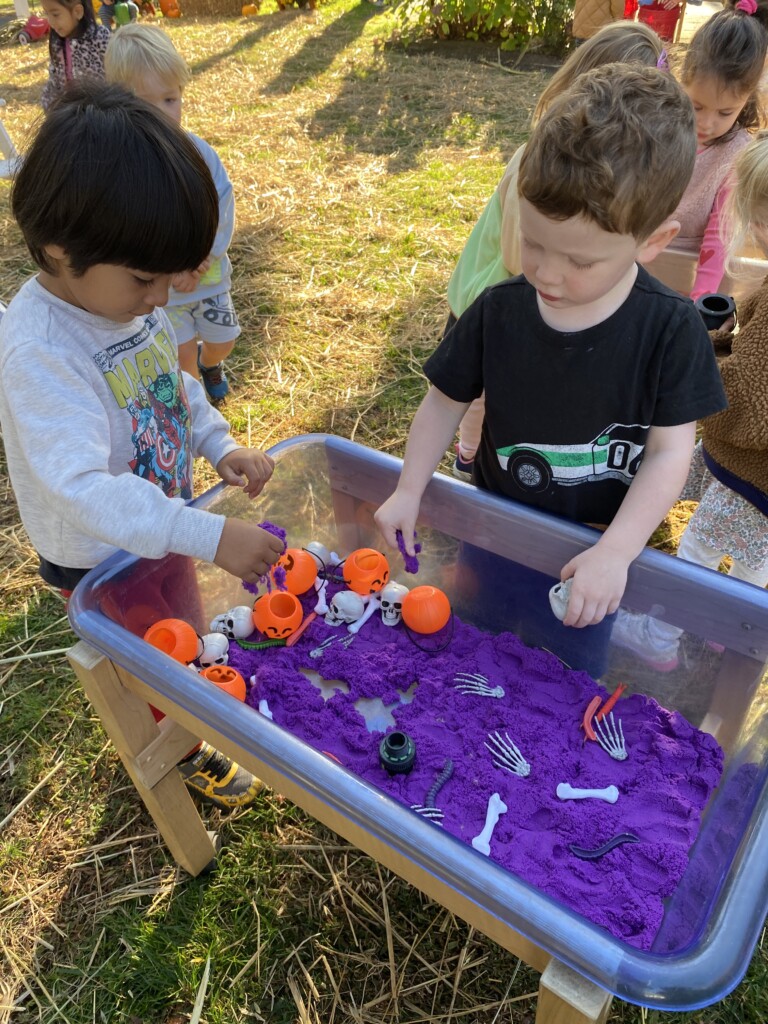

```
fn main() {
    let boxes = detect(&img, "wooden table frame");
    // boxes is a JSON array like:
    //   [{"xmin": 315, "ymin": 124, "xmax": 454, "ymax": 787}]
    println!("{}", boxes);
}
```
[{"xmin": 67, "ymin": 640, "xmax": 612, "ymax": 1024}]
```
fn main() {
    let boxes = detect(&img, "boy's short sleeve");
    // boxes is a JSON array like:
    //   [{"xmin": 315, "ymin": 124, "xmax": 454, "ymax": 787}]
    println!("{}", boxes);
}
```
[
  {"xmin": 423, "ymin": 292, "xmax": 487, "ymax": 403},
  {"xmin": 652, "ymin": 302, "xmax": 727, "ymax": 426}
]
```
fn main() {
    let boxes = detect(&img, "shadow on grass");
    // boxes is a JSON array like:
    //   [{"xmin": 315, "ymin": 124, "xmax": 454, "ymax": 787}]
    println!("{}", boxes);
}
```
[
  {"xmin": 309, "ymin": 49, "xmax": 533, "ymax": 173},
  {"xmin": 262, "ymin": 2, "xmax": 380, "ymax": 95},
  {"xmin": 188, "ymin": 10, "xmax": 295, "ymax": 76}
]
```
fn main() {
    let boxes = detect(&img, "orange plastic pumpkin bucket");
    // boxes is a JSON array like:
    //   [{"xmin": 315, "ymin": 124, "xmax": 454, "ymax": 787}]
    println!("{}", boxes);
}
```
[
  {"xmin": 273, "ymin": 548, "xmax": 318, "ymax": 595},
  {"xmin": 201, "ymin": 664, "xmax": 246, "ymax": 702},
  {"xmin": 252, "ymin": 591, "xmax": 303, "ymax": 638},
  {"xmin": 143, "ymin": 618, "xmax": 201, "ymax": 664},
  {"xmin": 343, "ymin": 548, "xmax": 390, "ymax": 595},
  {"xmin": 401, "ymin": 586, "xmax": 451, "ymax": 634}
]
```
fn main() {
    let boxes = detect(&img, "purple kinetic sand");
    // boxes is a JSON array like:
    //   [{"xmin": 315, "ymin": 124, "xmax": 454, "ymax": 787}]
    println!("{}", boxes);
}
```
[
  {"xmin": 396, "ymin": 529, "xmax": 422, "ymax": 574},
  {"xmin": 229, "ymin": 584, "xmax": 723, "ymax": 951},
  {"xmin": 242, "ymin": 521, "xmax": 289, "ymax": 595}
]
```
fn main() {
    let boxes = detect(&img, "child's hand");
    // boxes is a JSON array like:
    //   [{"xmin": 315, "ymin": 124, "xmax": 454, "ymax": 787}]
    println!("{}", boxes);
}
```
[
  {"xmin": 216, "ymin": 449, "xmax": 275, "ymax": 498},
  {"xmin": 172, "ymin": 269, "xmax": 201, "ymax": 293},
  {"xmin": 214, "ymin": 519, "xmax": 284, "ymax": 583},
  {"xmin": 374, "ymin": 492, "xmax": 420, "ymax": 555},
  {"xmin": 197, "ymin": 255, "xmax": 213, "ymax": 275},
  {"xmin": 559, "ymin": 544, "xmax": 630, "ymax": 628}
]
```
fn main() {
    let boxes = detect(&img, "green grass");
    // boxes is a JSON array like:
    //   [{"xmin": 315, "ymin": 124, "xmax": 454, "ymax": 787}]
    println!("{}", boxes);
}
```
[{"xmin": 2, "ymin": 3, "xmax": 768, "ymax": 1021}]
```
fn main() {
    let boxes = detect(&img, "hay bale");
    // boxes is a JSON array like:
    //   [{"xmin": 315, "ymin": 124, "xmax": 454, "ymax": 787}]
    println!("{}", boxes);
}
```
[{"xmin": 176, "ymin": 0, "xmax": 244, "ymax": 18}]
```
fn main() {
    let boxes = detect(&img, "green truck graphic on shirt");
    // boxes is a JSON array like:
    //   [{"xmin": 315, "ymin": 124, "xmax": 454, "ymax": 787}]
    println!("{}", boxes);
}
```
[{"xmin": 497, "ymin": 423, "xmax": 647, "ymax": 492}]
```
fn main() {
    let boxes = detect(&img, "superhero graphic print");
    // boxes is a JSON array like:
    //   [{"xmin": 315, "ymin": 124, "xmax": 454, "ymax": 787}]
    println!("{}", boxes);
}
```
[{"xmin": 91, "ymin": 314, "xmax": 193, "ymax": 499}]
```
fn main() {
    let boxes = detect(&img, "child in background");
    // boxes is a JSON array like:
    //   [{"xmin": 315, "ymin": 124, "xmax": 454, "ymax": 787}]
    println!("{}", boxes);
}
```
[
  {"xmin": 663, "ymin": 0, "xmax": 768, "ymax": 300},
  {"xmin": 375, "ymin": 65, "xmax": 727, "ymax": 677},
  {"xmin": 0, "ymin": 83, "xmax": 283, "ymax": 806},
  {"xmin": 106, "ymin": 24, "xmax": 239, "ymax": 402},
  {"xmin": 40, "ymin": 0, "xmax": 110, "ymax": 111},
  {"xmin": 98, "ymin": 0, "xmax": 139, "ymax": 30},
  {"xmin": 446, "ymin": 22, "xmax": 666, "ymax": 481},
  {"xmin": 614, "ymin": 133, "xmax": 768, "ymax": 670},
  {"xmin": 571, "ymin": 0, "xmax": 624, "ymax": 43}
]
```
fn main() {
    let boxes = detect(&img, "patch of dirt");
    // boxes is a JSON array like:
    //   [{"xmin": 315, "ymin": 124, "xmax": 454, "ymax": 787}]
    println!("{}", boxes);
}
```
[{"xmin": 383, "ymin": 36, "xmax": 565, "ymax": 73}]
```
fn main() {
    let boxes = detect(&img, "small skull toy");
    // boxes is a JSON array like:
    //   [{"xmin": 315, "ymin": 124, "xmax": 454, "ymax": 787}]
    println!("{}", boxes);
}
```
[
  {"xmin": 380, "ymin": 581, "xmax": 409, "ymax": 627},
  {"xmin": 324, "ymin": 590, "xmax": 364, "ymax": 627},
  {"xmin": 210, "ymin": 605, "xmax": 253, "ymax": 640},
  {"xmin": 198, "ymin": 632, "xmax": 230, "ymax": 668},
  {"xmin": 305, "ymin": 541, "xmax": 332, "ymax": 572}
]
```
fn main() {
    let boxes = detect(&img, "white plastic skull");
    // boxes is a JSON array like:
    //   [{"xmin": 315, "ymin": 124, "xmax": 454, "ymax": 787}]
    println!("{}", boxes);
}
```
[
  {"xmin": 305, "ymin": 541, "xmax": 331, "ymax": 570},
  {"xmin": 198, "ymin": 632, "xmax": 230, "ymax": 668},
  {"xmin": 210, "ymin": 605, "xmax": 254, "ymax": 640},
  {"xmin": 380, "ymin": 581, "xmax": 409, "ymax": 627},
  {"xmin": 324, "ymin": 590, "xmax": 364, "ymax": 626}
]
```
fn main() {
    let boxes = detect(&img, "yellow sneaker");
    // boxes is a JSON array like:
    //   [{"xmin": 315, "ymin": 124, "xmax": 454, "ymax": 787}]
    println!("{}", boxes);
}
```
[{"xmin": 177, "ymin": 742, "xmax": 262, "ymax": 809}]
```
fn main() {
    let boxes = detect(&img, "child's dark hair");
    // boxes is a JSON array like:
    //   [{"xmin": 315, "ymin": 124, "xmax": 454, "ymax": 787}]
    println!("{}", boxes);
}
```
[
  {"xmin": 681, "ymin": 0, "xmax": 768, "ymax": 138},
  {"xmin": 12, "ymin": 81, "xmax": 218, "ymax": 277},
  {"xmin": 519, "ymin": 64, "xmax": 696, "ymax": 240},
  {"xmin": 49, "ymin": 0, "xmax": 98, "ymax": 54}
]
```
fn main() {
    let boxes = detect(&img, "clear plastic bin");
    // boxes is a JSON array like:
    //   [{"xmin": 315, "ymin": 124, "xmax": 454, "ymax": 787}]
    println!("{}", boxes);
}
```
[{"xmin": 68, "ymin": 434, "xmax": 768, "ymax": 1011}]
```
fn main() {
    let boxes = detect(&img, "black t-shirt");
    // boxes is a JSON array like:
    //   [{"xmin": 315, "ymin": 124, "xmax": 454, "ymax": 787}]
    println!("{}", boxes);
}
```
[{"xmin": 425, "ymin": 267, "xmax": 727, "ymax": 526}]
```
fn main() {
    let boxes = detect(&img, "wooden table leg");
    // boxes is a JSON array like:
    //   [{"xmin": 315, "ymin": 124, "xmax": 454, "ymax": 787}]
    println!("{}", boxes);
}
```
[
  {"xmin": 68, "ymin": 641, "xmax": 218, "ymax": 876},
  {"xmin": 536, "ymin": 960, "xmax": 613, "ymax": 1024}
]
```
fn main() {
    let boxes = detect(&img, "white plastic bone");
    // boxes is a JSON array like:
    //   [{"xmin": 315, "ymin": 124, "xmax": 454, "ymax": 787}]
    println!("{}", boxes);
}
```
[
  {"xmin": 348, "ymin": 594, "xmax": 381, "ymax": 634},
  {"xmin": 556, "ymin": 783, "xmax": 619, "ymax": 804},
  {"xmin": 471, "ymin": 792, "xmax": 508, "ymax": 856},
  {"xmin": 258, "ymin": 699, "xmax": 273, "ymax": 720},
  {"xmin": 313, "ymin": 578, "xmax": 329, "ymax": 615}
]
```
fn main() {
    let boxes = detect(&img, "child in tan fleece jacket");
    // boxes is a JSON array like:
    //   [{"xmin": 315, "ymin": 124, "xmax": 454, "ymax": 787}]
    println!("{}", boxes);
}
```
[{"xmin": 614, "ymin": 133, "xmax": 768, "ymax": 670}]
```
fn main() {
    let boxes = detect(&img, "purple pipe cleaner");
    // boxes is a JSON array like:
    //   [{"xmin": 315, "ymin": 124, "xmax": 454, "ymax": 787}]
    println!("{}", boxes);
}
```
[
  {"xmin": 396, "ymin": 529, "xmax": 422, "ymax": 574},
  {"xmin": 242, "ymin": 520, "xmax": 289, "ymax": 596}
]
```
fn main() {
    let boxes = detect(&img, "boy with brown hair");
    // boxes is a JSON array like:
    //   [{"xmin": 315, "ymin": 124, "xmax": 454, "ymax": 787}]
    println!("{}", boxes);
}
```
[{"xmin": 376, "ymin": 64, "xmax": 728, "ymax": 675}]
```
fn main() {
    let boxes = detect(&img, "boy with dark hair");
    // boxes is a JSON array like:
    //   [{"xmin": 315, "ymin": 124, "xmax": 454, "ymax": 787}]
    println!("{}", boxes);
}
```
[
  {"xmin": 376, "ymin": 64, "xmax": 728, "ymax": 675},
  {"xmin": 0, "ymin": 83, "xmax": 283, "ymax": 806}
]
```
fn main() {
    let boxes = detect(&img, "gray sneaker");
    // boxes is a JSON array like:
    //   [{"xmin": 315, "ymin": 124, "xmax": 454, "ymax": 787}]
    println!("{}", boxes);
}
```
[{"xmin": 178, "ymin": 742, "xmax": 262, "ymax": 809}]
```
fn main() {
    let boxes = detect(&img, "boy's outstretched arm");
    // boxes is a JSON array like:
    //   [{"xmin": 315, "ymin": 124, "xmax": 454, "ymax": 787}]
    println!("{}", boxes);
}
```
[
  {"xmin": 217, "ymin": 448, "xmax": 275, "ymax": 498},
  {"xmin": 375, "ymin": 386, "xmax": 470, "ymax": 555},
  {"xmin": 560, "ymin": 422, "xmax": 696, "ymax": 628}
]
